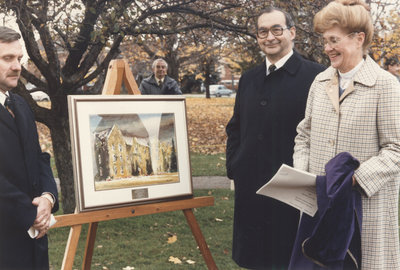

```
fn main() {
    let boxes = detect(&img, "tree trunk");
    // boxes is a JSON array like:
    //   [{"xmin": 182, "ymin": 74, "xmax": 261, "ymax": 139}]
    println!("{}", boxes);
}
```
[
  {"xmin": 167, "ymin": 61, "xmax": 180, "ymax": 82},
  {"xmin": 165, "ymin": 53, "xmax": 180, "ymax": 82},
  {"xmin": 50, "ymin": 116, "xmax": 76, "ymax": 214},
  {"xmin": 205, "ymin": 61, "xmax": 211, "ymax": 99}
]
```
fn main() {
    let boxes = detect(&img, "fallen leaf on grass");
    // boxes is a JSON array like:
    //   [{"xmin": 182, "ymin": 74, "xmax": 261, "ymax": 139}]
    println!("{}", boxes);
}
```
[
  {"xmin": 215, "ymin": 218, "xmax": 223, "ymax": 222},
  {"xmin": 169, "ymin": 256, "xmax": 182, "ymax": 264},
  {"xmin": 167, "ymin": 234, "xmax": 177, "ymax": 244},
  {"xmin": 185, "ymin": 98, "xmax": 234, "ymax": 154},
  {"xmin": 122, "ymin": 267, "xmax": 135, "ymax": 270},
  {"xmin": 186, "ymin": 259, "xmax": 196, "ymax": 265}
]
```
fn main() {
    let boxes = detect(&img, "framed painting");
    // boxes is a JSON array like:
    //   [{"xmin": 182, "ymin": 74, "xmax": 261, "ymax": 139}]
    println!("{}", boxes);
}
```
[{"xmin": 68, "ymin": 95, "xmax": 193, "ymax": 212}]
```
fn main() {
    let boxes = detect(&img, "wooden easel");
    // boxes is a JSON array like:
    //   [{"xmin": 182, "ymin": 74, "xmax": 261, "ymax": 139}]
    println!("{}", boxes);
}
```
[
  {"xmin": 101, "ymin": 58, "xmax": 141, "ymax": 95},
  {"xmin": 54, "ymin": 59, "xmax": 217, "ymax": 269}
]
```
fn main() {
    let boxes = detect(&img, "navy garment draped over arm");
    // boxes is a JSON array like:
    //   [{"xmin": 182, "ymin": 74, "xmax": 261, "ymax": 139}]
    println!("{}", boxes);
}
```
[{"xmin": 289, "ymin": 152, "xmax": 362, "ymax": 270}]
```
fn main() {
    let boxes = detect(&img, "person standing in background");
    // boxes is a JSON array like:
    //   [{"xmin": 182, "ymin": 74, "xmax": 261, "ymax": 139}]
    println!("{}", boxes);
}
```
[
  {"xmin": 225, "ymin": 7, "xmax": 325, "ymax": 269},
  {"xmin": 139, "ymin": 58, "xmax": 182, "ymax": 95},
  {"xmin": 385, "ymin": 56, "xmax": 400, "ymax": 82}
]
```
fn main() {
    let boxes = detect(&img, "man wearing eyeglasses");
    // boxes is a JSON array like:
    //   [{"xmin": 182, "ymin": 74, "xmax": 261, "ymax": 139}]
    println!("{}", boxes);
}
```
[{"xmin": 226, "ymin": 7, "xmax": 325, "ymax": 269}]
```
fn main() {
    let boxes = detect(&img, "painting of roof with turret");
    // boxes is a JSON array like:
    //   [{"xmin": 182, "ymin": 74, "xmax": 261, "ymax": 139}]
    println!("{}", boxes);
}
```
[{"xmin": 90, "ymin": 113, "xmax": 179, "ymax": 191}]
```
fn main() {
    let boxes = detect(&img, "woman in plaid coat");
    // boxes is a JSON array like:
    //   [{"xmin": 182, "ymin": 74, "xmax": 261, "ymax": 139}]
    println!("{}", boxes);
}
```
[{"xmin": 293, "ymin": 0, "xmax": 400, "ymax": 269}]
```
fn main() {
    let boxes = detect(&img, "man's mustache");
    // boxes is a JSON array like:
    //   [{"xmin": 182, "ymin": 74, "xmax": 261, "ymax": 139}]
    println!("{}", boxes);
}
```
[{"xmin": 7, "ymin": 72, "xmax": 20, "ymax": 77}]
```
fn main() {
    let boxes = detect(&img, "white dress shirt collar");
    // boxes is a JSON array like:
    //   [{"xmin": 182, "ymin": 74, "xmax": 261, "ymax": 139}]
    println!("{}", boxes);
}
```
[
  {"xmin": 155, "ymin": 77, "xmax": 164, "ymax": 84},
  {"xmin": 265, "ymin": 50, "xmax": 294, "ymax": 76},
  {"xmin": 0, "ymin": 91, "xmax": 9, "ymax": 106}
]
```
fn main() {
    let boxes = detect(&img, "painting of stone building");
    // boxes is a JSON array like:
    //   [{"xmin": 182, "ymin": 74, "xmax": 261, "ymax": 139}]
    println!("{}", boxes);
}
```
[
  {"xmin": 94, "ymin": 124, "xmax": 143, "ymax": 181},
  {"xmin": 128, "ymin": 137, "xmax": 153, "ymax": 176},
  {"xmin": 90, "ymin": 113, "xmax": 179, "ymax": 190}
]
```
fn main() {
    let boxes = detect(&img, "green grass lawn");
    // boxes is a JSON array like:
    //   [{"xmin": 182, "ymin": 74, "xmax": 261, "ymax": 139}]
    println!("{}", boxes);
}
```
[
  {"xmin": 48, "ymin": 189, "xmax": 242, "ymax": 270},
  {"xmin": 48, "ymin": 153, "xmax": 233, "ymax": 269},
  {"xmin": 46, "ymin": 151, "xmax": 400, "ymax": 269},
  {"xmin": 190, "ymin": 152, "xmax": 227, "ymax": 176}
]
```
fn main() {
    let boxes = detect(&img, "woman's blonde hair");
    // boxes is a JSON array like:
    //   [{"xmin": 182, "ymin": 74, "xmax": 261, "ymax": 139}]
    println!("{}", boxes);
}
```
[{"xmin": 314, "ymin": 0, "xmax": 374, "ymax": 53}]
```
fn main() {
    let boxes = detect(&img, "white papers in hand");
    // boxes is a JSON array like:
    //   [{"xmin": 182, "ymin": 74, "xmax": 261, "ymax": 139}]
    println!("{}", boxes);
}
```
[
  {"xmin": 256, "ymin": 164, "xmax": 317, "ymax": 217},
  {"xmin": 27, "ymin": 214, "xmax": 57, "ymax": 238}
]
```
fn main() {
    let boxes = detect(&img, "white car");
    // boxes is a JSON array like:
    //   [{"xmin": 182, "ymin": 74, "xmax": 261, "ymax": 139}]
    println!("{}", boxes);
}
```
[
  {"xmin": 30, "ymin": 91, "xmax": 50, "ymax": 101},
  {"xmin": 26, "ymin": 83, "xmax": 50, "ymax": 101},
  {"xmin": 209, "ymin": 84, "xmax": 233, "ymax": 97}
]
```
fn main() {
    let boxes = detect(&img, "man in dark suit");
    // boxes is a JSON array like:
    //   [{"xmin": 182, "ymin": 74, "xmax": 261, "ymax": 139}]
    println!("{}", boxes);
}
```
[
  {"xmin": 0, "ymin": 26, "xmax": 59, "ymax": 269},
  {"xmin": 226, "ymin": 7, "xmax": 325, "ymax": 269},
  {"xmin": 139, "ymin": 58, "xmax": 182, "ymax": 95}
]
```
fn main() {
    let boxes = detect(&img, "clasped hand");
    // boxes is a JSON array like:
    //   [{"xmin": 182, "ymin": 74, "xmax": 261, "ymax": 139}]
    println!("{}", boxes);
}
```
[{"xmin": 31, "ymin": 196, "xmax": 52, "ymax": 239}]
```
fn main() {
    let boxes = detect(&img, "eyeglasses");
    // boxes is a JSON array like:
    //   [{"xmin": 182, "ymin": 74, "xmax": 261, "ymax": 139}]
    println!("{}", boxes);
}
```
[
  {"xmin": 320, "ymin": 32, "xmax": 358, "ymax": 48},
  {"xmin": 257, "ymin": 26, "xmax": 289, "ymax": 38}
]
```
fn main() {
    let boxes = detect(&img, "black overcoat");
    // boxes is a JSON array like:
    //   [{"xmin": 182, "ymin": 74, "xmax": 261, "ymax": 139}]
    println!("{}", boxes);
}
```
[
  {"xmin": 0, "ymin": 93, "xmax": 59, "ymax": 269},
  {"xmin": 226, "ymin": 51, "xmax": 325, "ymax": 269}
]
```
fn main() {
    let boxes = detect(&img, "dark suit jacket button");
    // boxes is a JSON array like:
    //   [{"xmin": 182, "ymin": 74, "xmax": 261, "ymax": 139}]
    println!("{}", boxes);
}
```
[
  {"xmin": 257, "ymin": 134, "xmax": 264, "ymax": 140},
  {"xmin": 260, "ymin": 100, "xmax": 267, "ymax": 106}
]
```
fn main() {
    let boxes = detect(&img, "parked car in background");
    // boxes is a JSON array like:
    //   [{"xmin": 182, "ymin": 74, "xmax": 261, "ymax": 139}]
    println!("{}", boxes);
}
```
[
  {"xmin": 30, "ymin": 91, "xmax": 50, "ymax": 101},
  {"xmin": 26, "ymin": 83, "xmax": 50, "ymax": 101},
  {"xmin": 209, "ymin": 84, "xmax": 233, "ymax": 97}
]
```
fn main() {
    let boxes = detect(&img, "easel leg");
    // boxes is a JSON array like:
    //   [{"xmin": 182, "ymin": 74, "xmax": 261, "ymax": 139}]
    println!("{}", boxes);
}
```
[
  {"xmin": 183, "ymin": 209, "xmax": 218, "ymax": 270},
  {"xmin": 82, "ymin": 222, "xmax": 99, "ymax": 270},
  {"xmin": 61, "ymin": 224, "xmax": 82, "ymax": 270}
]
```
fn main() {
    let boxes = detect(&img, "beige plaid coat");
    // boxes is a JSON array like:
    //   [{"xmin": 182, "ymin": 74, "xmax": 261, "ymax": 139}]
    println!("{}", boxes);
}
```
[{"xmin": 294, "ymin": 56, "xmax": 400, "ymax": 269}]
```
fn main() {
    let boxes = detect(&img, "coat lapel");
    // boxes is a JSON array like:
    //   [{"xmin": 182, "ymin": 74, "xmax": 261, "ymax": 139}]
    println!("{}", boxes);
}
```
[
  {"xmin": 325, "ymin": 72, "xmax": 340, "ymax": 114},
  {"xmin": 281, "ymin": 51, "xmax": 302, "ymax": 76},
  {"xmin": 0, "ymin": 104, "xmax": 18, "ymax": 134},
  {"xmin": 255, "ymin": 61, "xmax": 267, "ymax": 94},
  {"xmin": 340, "ymin": 82, "xmax": 355, "ymax": 102},
  {"xmin": 10, "ymin": 93, "xmax": 27, "ymax": 140},
  {"xmin": 341, "ymin": 56, "xmax": 377, "ymax": 101},
  {"xmin": 353, "ymin": 56, "xmax": 378, "ymax": 88},
  {"xmin": 319, "ymin": 56, "xmax": 378, "ymax": 114},
  {"xmin": 9, "ymin": 93, "xmax": 32, "ymax": 171}
]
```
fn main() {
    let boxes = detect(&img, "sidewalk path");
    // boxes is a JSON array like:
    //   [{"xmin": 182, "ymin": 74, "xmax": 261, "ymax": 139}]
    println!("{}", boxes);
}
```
[{"xmin": 192, "ymin": 176, "xmax": 232, "ymax": 189}]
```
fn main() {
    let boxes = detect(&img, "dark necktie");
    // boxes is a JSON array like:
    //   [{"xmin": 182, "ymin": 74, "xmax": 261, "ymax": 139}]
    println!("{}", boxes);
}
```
[
  {"xmin": 4, "ymin": 96, "xmax": 15, "ymax": 118},
  {"xmin": 158, "ymin": 80, "xmax": 163, "ymax": 87},
  {"xmin": 268, "ymin": 64, "xmax": 276, "ymax": 74}
]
